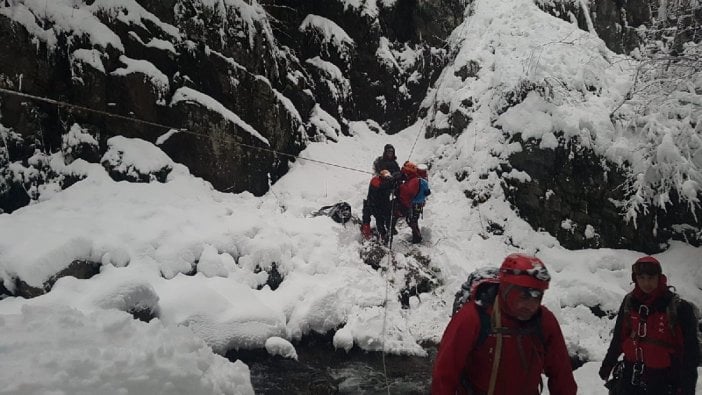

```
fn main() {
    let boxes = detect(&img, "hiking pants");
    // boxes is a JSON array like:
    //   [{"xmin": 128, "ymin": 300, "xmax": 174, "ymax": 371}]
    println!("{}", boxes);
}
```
[{"xmin": 611, "ymin": 362, "xmax": 676, "ymax": 395}]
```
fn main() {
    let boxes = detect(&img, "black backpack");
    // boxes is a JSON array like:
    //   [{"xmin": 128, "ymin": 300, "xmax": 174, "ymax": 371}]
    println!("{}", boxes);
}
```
[{"xmin": 314, "ymin": 202, "xmax": 352, "ymax": 224}]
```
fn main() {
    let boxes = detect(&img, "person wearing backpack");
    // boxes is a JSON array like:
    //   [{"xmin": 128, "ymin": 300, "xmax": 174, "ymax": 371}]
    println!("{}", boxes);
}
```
[
  {"xmin": 373, "ymin": 144, "xmax": 401, "ymax": 175},
  {"xmin": 432, "ymin": 254, "xmax": 577, "ymax": 395},
  {"xmin": 598, "ymin": 256, "xmax": 700, "ymax": 395},
  {"xmin": 391, "ymin": 161, "xmax": 429, "ymax": 244},
  {"xmin": 361, "ymin": 170, "xmax": 395, "ymax": 243}
]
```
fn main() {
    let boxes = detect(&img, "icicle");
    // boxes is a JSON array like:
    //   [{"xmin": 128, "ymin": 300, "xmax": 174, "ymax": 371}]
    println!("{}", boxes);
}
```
[{"xmin": 578, "ymin": 0, "xmax": 598, "ymax": 36}]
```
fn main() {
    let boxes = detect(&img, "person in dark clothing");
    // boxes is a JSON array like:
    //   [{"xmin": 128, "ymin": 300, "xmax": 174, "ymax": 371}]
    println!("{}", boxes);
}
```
[
  {"xmin": 361, "ymin": 170, "xmax": 395, "ymax": 243},
  {"xmin": 373, "ymin": 144, "xmax": 400, "ymax": 175},
  {"xmin": 599, "ymin": 256, "xmax": 700, "ymax": 395}
]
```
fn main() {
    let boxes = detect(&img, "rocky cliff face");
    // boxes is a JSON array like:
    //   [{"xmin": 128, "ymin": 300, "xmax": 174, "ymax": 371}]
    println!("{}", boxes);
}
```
[
  {"xmin": 1, "ymin": 0, "xmax": 699, "ymax": 253},
  {"xmin": 0, "ymin": 0, "xmax": 460, "ymax": 209}
]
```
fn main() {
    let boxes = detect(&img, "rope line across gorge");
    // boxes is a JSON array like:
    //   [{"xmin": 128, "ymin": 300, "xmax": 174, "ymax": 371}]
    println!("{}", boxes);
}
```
[
  {"xmin": 0, "ymin": 87, "xmax": 373, "ymax": 175},
  {"xmin": 0, "ymin": 86, "xmax": 421, "ymax": 393}
]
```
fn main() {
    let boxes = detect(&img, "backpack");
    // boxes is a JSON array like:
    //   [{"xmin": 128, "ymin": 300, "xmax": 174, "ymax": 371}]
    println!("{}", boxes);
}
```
[
  {"xmin": 452, "ymin": 266, "xmax": 544, "ymax": 348},
  {"xmin": 314, "ymin": 202, "xmax": 352, "ymax": 224},
  {"xmin": 622, "ymin": 292, "xmax": 702, "ymax": 366},
  {"xmin": 411, "ymin": 178, "xmax": 431, "ymax": 205}
]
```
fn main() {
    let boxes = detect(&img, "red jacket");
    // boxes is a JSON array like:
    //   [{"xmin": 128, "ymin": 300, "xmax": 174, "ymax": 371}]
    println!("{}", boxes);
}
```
[
  {"xmin": 397, "ymin": 175, "xmax": 420, "ymax": 208},
  {"xmin": 432, "ymin": 301, "xmax": 577, "ymax": 395}
]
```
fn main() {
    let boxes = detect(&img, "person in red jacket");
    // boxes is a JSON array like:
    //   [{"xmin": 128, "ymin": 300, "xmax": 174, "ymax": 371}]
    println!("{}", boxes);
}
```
[
  {"xmin": 393, "ymin": 161, "xmax": 424, "ymax": 243},
  {"xmin": 599, "ymin": 256, "xmax": 699, "ymax": 395},
  {"xmin": 432, "ymin": 254, "xmax": 577, "ymax": 395}
]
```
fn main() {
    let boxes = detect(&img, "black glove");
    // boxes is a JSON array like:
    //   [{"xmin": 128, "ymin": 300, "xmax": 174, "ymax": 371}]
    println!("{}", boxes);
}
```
[{"xmin": 598, "ymin": 363, "xmax": 612, "ymax": 381}]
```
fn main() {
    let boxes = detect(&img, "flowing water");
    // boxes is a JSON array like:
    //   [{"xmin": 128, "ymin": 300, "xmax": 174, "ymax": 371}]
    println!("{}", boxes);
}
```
[{"xmin": 227, "ymin": 335, "xmax": 437, "ymax": 394}]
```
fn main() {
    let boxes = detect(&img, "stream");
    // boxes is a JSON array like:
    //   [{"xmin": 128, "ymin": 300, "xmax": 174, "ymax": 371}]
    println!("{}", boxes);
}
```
[{"xmin": 227, "ymin": 335, "xmax": 437, "ymax": 394}]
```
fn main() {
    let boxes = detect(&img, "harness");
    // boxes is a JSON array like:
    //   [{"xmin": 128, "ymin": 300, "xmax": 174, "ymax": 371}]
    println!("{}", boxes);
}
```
[
  {"xmin": 463, "ymin": 301, "xmax": 545, "ymax": 395},
  {"xmin": 622, "ymin": 293, "xmax": 679, "ymax": 387}
]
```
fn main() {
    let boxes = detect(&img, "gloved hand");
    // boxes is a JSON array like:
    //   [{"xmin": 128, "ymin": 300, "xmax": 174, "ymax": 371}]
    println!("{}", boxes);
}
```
[{"xmin": 598, "ymin": 363, "xmax": 612, "ymax": 381}]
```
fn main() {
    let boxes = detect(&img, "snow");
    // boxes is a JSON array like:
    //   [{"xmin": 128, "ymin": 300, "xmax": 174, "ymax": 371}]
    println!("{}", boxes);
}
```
[
  {"xmin": 155, "ymin": 129, "xmax": 181, "ymax": 146},
  {"xmin": 90, "ymin": 0, "xmax": 181, "ymax": 40},
  {"xmin": 0, "ymin": 305, "xmax": 254, "ymax": 395},
  {"xmin": 305, "ymin": 56, "xmax": 351, "ymax": 102},
  {"xmin": 70, "ymin": 48, "xmax": 106, "ymax": 74},
  {"xmin": 170, "ymin": 87, "xmax": 269, "ymax": 145},
  {"xmin": 299, "ymin": 14, "xmax": 355, "ymax": 62},
  {"xmin": 64, "ymin": 123, "xmax": 99, "ymax": 148},
  {"xmin": 265, "ymin": 336, "xmax": 298, "ymax": 360},
  {"xmin": 111, "ymin": 55, "xmax": 170, "ymax": 101},
  {"xmin": 0, "ymin": 0, "xmax": 700, "ymax": 392},
  {"xmin": 102, "ymin": 135, "xmax": 174, "ymax": 177},
  {"xmin": 0, "ymin": 0, "xmax": 124, "ymax": 52},
  {"xmin": 0, "ymin": 122, "xmax": 700, "ymax": 392},
  {"xmin": 309, "ymin": 104, "xmax": 341, "ymax": 142}
]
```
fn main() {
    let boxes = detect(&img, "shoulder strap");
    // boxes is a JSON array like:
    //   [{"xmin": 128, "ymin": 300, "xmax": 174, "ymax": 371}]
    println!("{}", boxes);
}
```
[
  {"xmin": 476, "ymin": 305, "xmax": 491, "ymax": 346},
  {"xmin": 666, "ymin": 293, "xmax": 681, "ymax": 330},
  {"xmin": 488, "ymin": 297, "xmax": 503, "ymax": 395}
]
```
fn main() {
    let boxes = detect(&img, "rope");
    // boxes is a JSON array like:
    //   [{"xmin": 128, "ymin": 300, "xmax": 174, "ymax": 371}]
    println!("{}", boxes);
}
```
[
  {"xmin": 0, "ymin": 87, "xmax": 373, "ymax": 176},
  {"xmin": 488, "ymin": 296, "xmax": 503, "ymax": 395},
  {"xmin": 380, "ymin": 262, "xmax": 392, "ymax": 395}
]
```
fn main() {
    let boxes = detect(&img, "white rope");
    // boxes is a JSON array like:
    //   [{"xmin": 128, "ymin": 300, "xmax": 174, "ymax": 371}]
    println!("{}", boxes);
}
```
[{"xmin": 0, "ymin": 87, "xmax": 373, "ymax": 176}]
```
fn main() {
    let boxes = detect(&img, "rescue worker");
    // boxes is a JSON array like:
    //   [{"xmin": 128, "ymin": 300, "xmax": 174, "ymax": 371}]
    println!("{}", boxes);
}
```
[
  {"xmin": 361, "ymin": 170, "xmax": 395, "ymax": 243},
  {"xmin": 599, "ymin": 256, "xmax": 700, "ymax": 395},
  {"xmin": 393, "ymin": 161, "xmax": 428, "ymax": 243},
  {"xmin": 373, "ymin": 144, "xmax": 400, "ymax": 175},
  {"xmin": 432, "ymin": 254, "xmax": 577, "ymax": 395}
]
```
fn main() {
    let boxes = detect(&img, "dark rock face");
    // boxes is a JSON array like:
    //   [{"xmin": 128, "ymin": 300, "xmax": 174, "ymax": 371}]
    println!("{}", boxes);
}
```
[
  {"xmin": 503, "ymin": 138, "xmax": 702, "ymax": 252},
  {"xmin": 263, "ymin": 0, "xmax": 461, "ymax": 133},
  {"xmin": 537, "ymin": 0, "xmax": 652, "ymax": 54},
  {"xmin": 0, "ymin": 0, "xmax": 460, "ymax": 210}
]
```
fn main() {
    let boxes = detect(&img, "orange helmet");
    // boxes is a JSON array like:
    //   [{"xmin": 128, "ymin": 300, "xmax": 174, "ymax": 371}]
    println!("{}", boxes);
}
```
[{"xmin": 401, "ymin": 161, "xmax": 417, "ymax": 176}]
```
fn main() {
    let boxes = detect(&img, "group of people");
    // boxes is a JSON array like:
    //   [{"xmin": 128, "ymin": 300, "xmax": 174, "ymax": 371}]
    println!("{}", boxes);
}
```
[
  {"xmin": 432, "ymin": 254, "xmax": 700, "ymax": 395},
  {"xmin": 361, "ymin": 144, "xmax": 430, "ymax": 245}
]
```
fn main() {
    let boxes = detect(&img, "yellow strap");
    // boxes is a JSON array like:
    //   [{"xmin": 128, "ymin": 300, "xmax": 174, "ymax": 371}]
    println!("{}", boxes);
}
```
[{"xmin": 488, "ymin": 296, "xmax": 503, "ymax": 395}]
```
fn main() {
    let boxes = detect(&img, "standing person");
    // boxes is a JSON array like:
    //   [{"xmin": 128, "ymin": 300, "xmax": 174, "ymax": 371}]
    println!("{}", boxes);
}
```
[
  {"xmin": 393, "ymin": 161, "xmax": 427, "ymax": 243},
  {"xmin": 599, "ymin": 256, "xmax": 700, "ymax": 395},
  {"xmin": 409, "ymin": 163, "xmax": 431, "ymax": 243},
  {"xmin": 360, "ymin": 170, "xmax": 395, "ymax": 243},
  {"xmin": 432, "ymin": 254, "xmax": 577, "ymax": 395},
  {"xmin": 373, "ymin": 144, "xmax": 400, "ymax": 175}
]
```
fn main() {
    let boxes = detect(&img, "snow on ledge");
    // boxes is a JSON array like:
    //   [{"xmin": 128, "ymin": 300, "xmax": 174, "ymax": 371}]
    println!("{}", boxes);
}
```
[
  {"xmin": 170, "ymin": 87, "xmax": 270, "ymax": 146},
  {"xmin": 0, "ymin": 304, "xmax": 254, "ymax": 395}
]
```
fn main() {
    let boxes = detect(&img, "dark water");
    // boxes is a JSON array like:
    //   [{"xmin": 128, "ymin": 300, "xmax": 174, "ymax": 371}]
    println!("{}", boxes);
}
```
[{"xmin": 227, "ymin": 335, "xmax": 436, "ymax": 394}]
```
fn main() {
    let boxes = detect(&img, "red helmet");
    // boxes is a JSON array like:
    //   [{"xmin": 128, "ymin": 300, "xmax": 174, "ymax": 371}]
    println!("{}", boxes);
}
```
[
  {"xmin": 499, "ymin": 253, "xmax": 550, "ymax": 290},
  {"xmin": 631, "ymin": 255, "xmax": 662, "ymax": 281},
  {"xmin": 401, "ymin": 161, "xmax": 417, "ymax": 176}
]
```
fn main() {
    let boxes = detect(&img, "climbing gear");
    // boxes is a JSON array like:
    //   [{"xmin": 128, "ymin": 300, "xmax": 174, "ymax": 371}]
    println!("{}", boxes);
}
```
[
  {"xmin": 313, "ymin": 202, "xmax": 353, "ymax": 224},
  {"xmin": 631, "ymin": 303, "xmax": 648, "ymax": 387}
]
